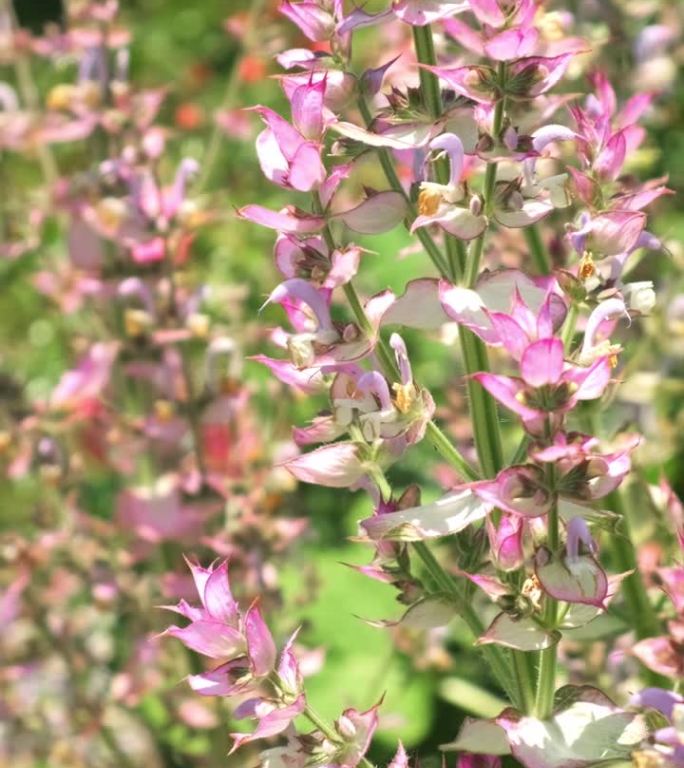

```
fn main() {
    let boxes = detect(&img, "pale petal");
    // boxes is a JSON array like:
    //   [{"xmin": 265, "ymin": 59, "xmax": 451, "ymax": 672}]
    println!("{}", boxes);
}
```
[{"xmin": 360, "ymin": 488, "xmax": 492, "ymax": 541}]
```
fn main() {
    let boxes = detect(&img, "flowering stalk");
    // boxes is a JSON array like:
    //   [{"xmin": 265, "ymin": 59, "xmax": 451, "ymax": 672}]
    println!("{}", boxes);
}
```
[
  {"xmin": 535, "ymin": 448, "xmax": 559, "ymax": 719},
  {"xmin": 409, "ymin": 30, "xmax": 541, "ymax": 715},
  {"xmin": 234, "ymin": 6, "xmax": 676, "ymax": 761},
  {"xmin": 524, "ymin": 224, "xmax": 552, "ymax": 276},
  {"xmin": 411, "ymin": 22, "xmax": 505, "ymax": 480}
]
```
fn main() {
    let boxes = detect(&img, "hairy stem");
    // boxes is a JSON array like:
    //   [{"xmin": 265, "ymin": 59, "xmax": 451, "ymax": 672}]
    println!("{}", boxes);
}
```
[
  {"xmin": 535, "ymin": 460, "xmax": 559, "ymax": 719},
  {"xmin": 561, "ymin": 303, "xmax": 580, "ymax": 351},
  {"xmin": 412, "ymin": 25, "xmax": 443, "ymax": 120},
  {"xmin": 466, "ymin": 78, "xmax": 505, "ymax": 288},
  {"xmin": 524, "ymin": 224, "xmax": 552, "ymax": 276},
  {"xmin": 412, "ymin": 541, "xmax": 522, "ymax": 707}
]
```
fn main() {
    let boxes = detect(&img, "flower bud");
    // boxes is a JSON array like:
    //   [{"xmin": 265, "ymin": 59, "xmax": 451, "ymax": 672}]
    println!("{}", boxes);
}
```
[
  {"xmin": 622, "ymin": 281, "xmax": 656, "ymax": 314},
  {"xmin": 469, "ymin": 195, "xmax": 483, "ymax": 217}
]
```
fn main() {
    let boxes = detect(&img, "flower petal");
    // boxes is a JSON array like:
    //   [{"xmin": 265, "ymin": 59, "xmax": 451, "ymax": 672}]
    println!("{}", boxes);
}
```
[
  {"xmin": 283, "ymin": 442, "xmax": 367, "ymax": 488},
  {"xmin": 520, "ymin": 338, "xmax": 564, "ymax": 388},
  {"xmin": 333, "ymin": 191, "xmax": 408, "ymax": 234},
  {"xmin": 360, "ymin": 488, "xmax": 492, "ymax": 541},
  {"xmin": 478, "ymin": 613, "xmax": 560, "ymax": 651},
  {"xmin": 497, "ymin": 689, "xmax": 647, "ymax": 768}
]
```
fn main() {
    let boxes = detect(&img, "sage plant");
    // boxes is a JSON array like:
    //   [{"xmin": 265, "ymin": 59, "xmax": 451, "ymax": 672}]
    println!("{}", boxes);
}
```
[{"xmin": 164, "ymin": 1, "xmax": 682, "ymax": 766}]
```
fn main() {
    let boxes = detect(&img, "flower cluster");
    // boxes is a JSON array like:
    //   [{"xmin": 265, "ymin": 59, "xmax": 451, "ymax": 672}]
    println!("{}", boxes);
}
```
[
  {"xmin": 195, "ymin": 0, "xmax": 680, "ymax": 765},
  {"xmin": 3, "ymin": 0, "xmax": 684, "ymax": 767}
]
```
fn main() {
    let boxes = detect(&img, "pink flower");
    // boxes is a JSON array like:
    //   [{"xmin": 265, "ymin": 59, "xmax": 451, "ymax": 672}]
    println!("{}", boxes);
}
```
[
  {"xmin": 630, "ymin": 688, "xmax": 684, "ymax": 766},
  {"xmin": 116, "ymin": 479, "xmax": 210, "ymax": 544},
  {"xmin": 440, "ymin": 271, "xmax": 567, "ymax": 356},
  {"xmin": 534, "ymin": 517, "xmax": 608, "ymax": 608},
  {"xmin": 50, "ymin": 341, "xmax": 119, "ymax": 413},
  {"xmin": 274, "ymin": 233, "xmax": 364, "ymax": 289},
  {"xmin": 253, "ymin": 102, "xmax": 326, "ymax": 192},
  {"xmin": 278, "ymin": 1, "xmax": 336, "ymax": 42},
  {"xmin": 426, "ymin": 53, "xmax": 574, "ymax": 105},
  {"xmin": 473, "ymin": 338, "xmax": 612, "ymax": 436},
  {"xmin": 164, "ymin": 559, "xmax": 306, "ymax": 752},
  {"xmin": 632, "ymin": 622, "xmax": 684, "ymax": 679},
  {"xmin": 533, "ymin": 432, "xmax": 636, "ymax": 501}
]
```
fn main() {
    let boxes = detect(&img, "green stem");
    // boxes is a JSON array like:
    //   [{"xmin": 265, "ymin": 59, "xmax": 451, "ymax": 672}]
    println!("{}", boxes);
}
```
[
  {"xmin": 425, "ymin": 421, "xmax": 478, "ymax": 482},
  {"xmin": 509, "ymin": 434, "xmax": 530, "ymax": 465},
  {"xmin": 304, "ymin": 705, "xmax": 340, "ymax": 742},
  {"xmin": 606, "ymin": 490, "xmax": 661, "ymax": 641},
  {"xmin": 412, "ymin": 541, "xmax": 520, "ymax": 706},
  {"xmin": 534, "ymin": 412, "xmax": 563, "ymax": 719},
  {"xmin": 411, "ymin": 25, "xmax": 443, "ymax": 120},
  {"xmin": 512, "ymin": 651, "xmax": 537, "ymax": 716},
  {"xmin": 561, "ymin": 303, "xmax": 579, "ymax": 351},
  {"xmin": 466, "ymin": 79, "xmax": 506, "ymax": 289},
  {"xmin": 459, "ymin": 327, "xmax": 504, "ymax": 477},
  {"xmin": 524, "ymin": 224, "xmax": 552, "ymax": 276},
  {"xmin": 408, "ymin": 36, "xmax": 535, "ymax": 712},
  {"xmin": 535, "ymin": 458, "xmax": 559, "ymax": 719},
  {"xmin": 411, "ymin": 25, "xmax": 471, "ymax": 284},
  {"xmin": 409, "ymin": 26, "xmax": 506, "ymax": 482}
]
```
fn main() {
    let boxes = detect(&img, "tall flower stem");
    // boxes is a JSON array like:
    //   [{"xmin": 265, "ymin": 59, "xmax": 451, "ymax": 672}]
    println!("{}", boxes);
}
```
[
  {"xmin": 411, "ymin": 25, "xmax": 505, "ymax": 481},
  {"xmin": 535, "ymin": 452, "xmax": 559, "ymax": 718},
  {"xmin": 524, "ymin": 224, "xmax": 552, "ymax": 276},
  {"xmin": 410, "ymin": 31, "xmax": 538, "ymax": 711},
  {"xmin": 561, "ymin": 303, "xmax": 580, "ymax": 350},
  {"xmin": 412, "ymin": 26, "xmax": 443, "ymax": 121},
  {"xmin": 535, "ymin": 508, "xmax": 559, "ymax": 717},
  {"xmin": 465, "ymin": 73, "xmax": 506, "ymax": 289}
]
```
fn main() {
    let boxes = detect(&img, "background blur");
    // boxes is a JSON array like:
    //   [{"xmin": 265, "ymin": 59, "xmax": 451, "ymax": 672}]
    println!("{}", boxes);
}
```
[{"xmin": 1, "ymin": 1, "xmax": 683, "ymax": 766}]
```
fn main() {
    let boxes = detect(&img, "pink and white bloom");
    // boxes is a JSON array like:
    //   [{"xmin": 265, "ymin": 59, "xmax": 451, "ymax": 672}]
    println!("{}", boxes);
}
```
[
  {"xmin": 413, "ymin": 133, "xmax": 487, "ymax": 241},
  {"xmin": 163, "ymin": 559, "xmax": 306, "ymax": 752},
  {"xmin": 253, "ymin": 103, "xmax": 326, "ymax": 192},
  {"xmin": 473, "ymin": 338, "xmax": 613, "ymax": 435}
]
